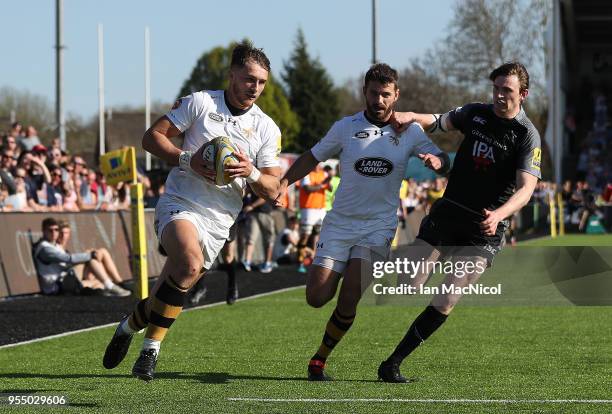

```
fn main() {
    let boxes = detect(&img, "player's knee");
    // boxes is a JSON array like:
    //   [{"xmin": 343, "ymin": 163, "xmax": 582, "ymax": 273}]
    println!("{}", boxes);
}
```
[
  {"xmin": 306, "ymin": 295, "xmax": 328, "ymax": 308},
  {"xmin": 175, "ymin": 254, "xmax": 204, "ymax": 282},
  {"xmin": 306, "ymin": 288, "xmax": 330, "ymax": 308}
]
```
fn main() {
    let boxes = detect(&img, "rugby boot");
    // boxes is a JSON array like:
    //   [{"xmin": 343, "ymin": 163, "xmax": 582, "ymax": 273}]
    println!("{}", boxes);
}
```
[
  {"xmin": 132, "ymin": 349, "xmax": 158, "ymax": 381},
  {"xmin": 377, "ymin": 359, "xmax": 408, "ymax": 383},
  {"xmin": 307, "ymin": 359, "xmax": 333, "ymax": 381},
  {"xmin": 102, "ymin": 316, "xmax": 134, "ymax": 369}
]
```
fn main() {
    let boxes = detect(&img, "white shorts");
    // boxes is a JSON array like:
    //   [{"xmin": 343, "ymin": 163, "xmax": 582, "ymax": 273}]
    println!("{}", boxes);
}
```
[
  {"xmin": 154, "ymin": 195, "xmax": 229, "ymax": 270},
  {"xmin": 313, "ymin": 218, "xmax": 393, "ymax": 274},
  {"xmin": 300, "ymin": 208, "xmax": 326, "ymax": 234}
]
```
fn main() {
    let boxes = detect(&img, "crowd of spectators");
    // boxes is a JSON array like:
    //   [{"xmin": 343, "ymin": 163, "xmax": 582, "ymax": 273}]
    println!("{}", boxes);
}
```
[{"xmin": 0, "ymin": 122, "xmax": 162, "ymax": 212}]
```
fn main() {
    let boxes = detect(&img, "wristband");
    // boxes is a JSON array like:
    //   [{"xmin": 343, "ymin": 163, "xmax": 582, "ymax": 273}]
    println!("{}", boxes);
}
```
[
  {"xmin": 246, "ymin": 167, "xmax": 261, "ymax": 183},
  {"xmin": 179, "ymin": 150, "xmax": 193, "ymax": 172}
]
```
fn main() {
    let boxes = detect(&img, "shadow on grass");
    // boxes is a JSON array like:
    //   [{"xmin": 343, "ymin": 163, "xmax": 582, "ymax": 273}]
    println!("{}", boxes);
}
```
[{"xmin": 0, "ymin": 372, "xmax": 383, "ymax": 383}]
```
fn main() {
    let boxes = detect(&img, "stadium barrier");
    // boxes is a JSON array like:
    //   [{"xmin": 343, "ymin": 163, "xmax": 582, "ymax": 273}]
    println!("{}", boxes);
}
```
[{"xmin": 0, "ymin": 208, "xmax": 427, "ymax": 299}]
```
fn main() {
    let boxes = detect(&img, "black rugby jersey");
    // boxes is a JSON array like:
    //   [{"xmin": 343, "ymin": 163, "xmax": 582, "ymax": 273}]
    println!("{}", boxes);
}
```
[{"xmin": 443, "ymin": 103, "xmax": 541, "ymax": 212}]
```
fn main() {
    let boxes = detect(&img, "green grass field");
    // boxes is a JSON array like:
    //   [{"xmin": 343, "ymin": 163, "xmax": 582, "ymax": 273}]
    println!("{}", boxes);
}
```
[{"xmin": 1, "ymin": 235, "xmax": 611, "ymax": 413}]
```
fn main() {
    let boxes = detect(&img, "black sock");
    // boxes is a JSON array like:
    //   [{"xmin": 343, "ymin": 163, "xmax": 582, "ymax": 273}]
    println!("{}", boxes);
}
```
[
  {"xmin": 387, "ymin": 305, "xmax": 448, "ymax": 364},
  {"xmin": 224, "ymin": 262, "xmax": 237, "ymax": 290}
]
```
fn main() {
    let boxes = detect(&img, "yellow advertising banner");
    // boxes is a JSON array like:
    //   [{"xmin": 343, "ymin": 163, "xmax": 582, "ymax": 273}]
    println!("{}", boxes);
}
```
[{"xmin": 99, "ymin": 147, "xmax": 137, "ymax": 185}]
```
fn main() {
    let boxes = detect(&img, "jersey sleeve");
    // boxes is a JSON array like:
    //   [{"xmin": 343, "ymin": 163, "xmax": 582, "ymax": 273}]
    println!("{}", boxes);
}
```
[
  {"xmin": 448, "ymin": 103, "xmax": 477, "ymax": 133},
  {"xmin": 256, "ymin": 120, "xmax": 282, "ymax": 168},
  {"xmin": 516, "ymin": 127, "xmax": 542, "ymax": 179},
  {"xmin": 310, "ymin": 120, "xmax": 344, "ymax": 162},
  {"xmin": 165, "ymin": 93, "xmax": 202, "ymax": 133},
  {"xmin": 407, "ymin": 123, "xmax": 443, "ymax": 156}
]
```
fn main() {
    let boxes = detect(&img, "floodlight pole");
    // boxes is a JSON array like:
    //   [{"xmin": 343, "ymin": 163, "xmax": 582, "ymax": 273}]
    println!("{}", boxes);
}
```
[
  {"xmin": 55, "ymin": 0, "xmax": 66, "ymax": 151},
  {"xmin": 97, "ymin": 23, "xmax": 106, "ymax": 155},
  {"xmin": 372, "ymin": 0, "xmax": 378, "ymax": 64},
  {"xmin": 145, "ymin": 26, "xmax": 151, "ymax": 171}
]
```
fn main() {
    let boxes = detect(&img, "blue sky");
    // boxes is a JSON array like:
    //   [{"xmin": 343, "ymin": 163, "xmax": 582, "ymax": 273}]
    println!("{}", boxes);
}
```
[{"xmin": 2, "ymin": 0, "xmax": 455, "ymax": 120}]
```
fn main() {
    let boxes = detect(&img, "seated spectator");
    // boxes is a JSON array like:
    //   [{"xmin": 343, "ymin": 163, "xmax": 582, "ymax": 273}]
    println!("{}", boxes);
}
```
[
  {"xmin": 57, "ymin": 221, "xmax": 130, "ymax": 294},
  {"xmin": 0, "ymin": 148, "xmax": 17, "ymax": 195},
  {"xmin": 4, "ymin": 170, "xmax": 33, "ymax": 212},
  {"xmin": 33, "ymin": 217, "xmax": 130, "ymax": 296},
  {"xmin": 273, "ymin": 215, "xmax": 303, "ymax": 265},
  {"xmin": 46, "ymin": 166, "xmax": 64, "ymax": 211},
  {"xmin": 0, "ymin": 182, "xmax": 12, "ymax": 211}
]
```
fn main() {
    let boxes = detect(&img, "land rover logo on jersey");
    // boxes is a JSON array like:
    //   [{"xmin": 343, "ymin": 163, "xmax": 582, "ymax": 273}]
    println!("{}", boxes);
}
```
[
  {"xmin": 354, "ymin": 131, "xmax": 370, "ymax": 139},
  {"xmin": 208, "ymin": 112, "xmax": 223, "ymax": 123},
  {"xmin": 354, "ymin": 157, "xmax": 393, "ymax": 177}
]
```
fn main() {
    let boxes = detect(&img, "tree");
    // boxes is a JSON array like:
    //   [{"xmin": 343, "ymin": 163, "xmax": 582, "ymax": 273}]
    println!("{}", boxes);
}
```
[
  {"xmin": 282, "ymin": 29, "xmax": 340, "ymax": 152},
  {"xmin": 437, "ymin": 0, "xmax": 548, "ymax": 95},
  {"xmin": 178, "ymin": 40, "xmax": 299, "ymax": 151},
  {"xmin": 0, "ymin": 86, "xmax": 54, "ymax": 138}
]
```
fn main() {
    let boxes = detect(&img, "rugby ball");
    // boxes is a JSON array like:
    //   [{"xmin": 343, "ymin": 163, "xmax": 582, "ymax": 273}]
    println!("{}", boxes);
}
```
[{"xmin": 201, "ymin": 136, "xmax": 239, "ymax": 186}]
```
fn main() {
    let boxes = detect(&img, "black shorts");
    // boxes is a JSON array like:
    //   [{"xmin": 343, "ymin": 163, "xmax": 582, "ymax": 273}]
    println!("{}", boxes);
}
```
[{"xmin": 416, "ymin": 199, "xmax": 507, "ymax": 266}]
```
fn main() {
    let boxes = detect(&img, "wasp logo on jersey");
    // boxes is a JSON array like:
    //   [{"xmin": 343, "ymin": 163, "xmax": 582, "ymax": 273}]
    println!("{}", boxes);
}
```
[
  {"xmin": 389, "ymin": 135, "xmax": 399, "ymax": 146},
  {"xmin": 208, "ymin": 113, "xmax": 223, "ymax": 123},
  {"xmin": 354, "ymin": 157, "xmax": 393, "ymax": 177},
  {"xmin": 171, "ymin": 99, "xmax": 182, "ymax": 110}
]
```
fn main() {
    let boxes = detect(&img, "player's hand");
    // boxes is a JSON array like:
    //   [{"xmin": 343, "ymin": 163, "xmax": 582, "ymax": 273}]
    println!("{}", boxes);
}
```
[
  {"xmin": 274, "ymin": 179, "xmax": 289, "ymax": 208},
  {"xmin": 480, "ymin": 209, "xmax": 502, "ymax": 236},
  {"xmin": 225, "ymin": 146, "xmax": 253, "ymax": 179},
  {"xmin": 391, "ymin": 111, "xmax": 417, "ymax": 133},
  {"xmin": 191, "ymin": 142, "xmax": 217, "ymax": 181},
  {"xmin": 418, "ymin": 153, "xmax": 442, "ymax": 171}
]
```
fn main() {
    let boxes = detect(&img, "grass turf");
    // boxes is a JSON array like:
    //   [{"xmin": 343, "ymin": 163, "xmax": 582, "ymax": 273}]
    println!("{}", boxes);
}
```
[{"xmin": 1, "ymin": 235, "xmax": 611, "ymax": 413}]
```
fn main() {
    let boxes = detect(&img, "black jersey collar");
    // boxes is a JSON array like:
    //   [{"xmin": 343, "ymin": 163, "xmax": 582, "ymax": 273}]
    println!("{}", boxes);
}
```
[{"xmin": 363, "ymin": 111, "xmax": 390, "ymax": 128}]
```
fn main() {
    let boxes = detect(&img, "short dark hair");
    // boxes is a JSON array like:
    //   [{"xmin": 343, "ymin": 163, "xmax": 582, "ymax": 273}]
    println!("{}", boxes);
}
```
[
  {"xmin": 42, "ymin": 217, "xmax": 59, "ymax": 231},
  {"xmin": 489, "ymin": 62, "xmax": 529, "ymax": 92},
  {"xmin": 364, "ymin": 63, "xmax": 399, "ymax": 88},
  {"xmin": 231, "ymin": 41, "xmax": 271, "ymax": 72}
]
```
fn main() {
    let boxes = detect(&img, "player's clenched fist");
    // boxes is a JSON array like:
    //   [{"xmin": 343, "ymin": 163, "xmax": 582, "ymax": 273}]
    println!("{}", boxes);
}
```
[
  {"xmin": 418, "ymin": 153, "xmax": 443, "ymax": 171},
  {"xmin": 274, "ymin": 178, "xmax": 289, "ymax": 208},
  {"xmin": 191, "ymin": 141, "xmax": 217, "ymax": 181}
]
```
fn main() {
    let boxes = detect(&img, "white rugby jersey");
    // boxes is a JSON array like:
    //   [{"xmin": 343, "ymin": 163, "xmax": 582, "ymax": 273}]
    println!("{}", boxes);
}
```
[
  {"xmin": 163, "ymin": 90, "xmax": 281, "ymax": 225},
  {"xmin": 311, "ymin": 111, "xmax": 442, "ymax": 230}
]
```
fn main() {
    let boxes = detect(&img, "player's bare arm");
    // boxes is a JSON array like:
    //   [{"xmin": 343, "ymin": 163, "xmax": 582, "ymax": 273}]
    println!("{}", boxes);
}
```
[
  {"xmin": 480, "ymin": 171, "xmax": 538, "ymax": 236},
  {"xmin": 391, "ymin": 111, "xmax": 457, "ymax": 134},
  {"xmin": 418, "ymin": 152, "xmax": 451, "ymax": 174},
  {"xmin": 143, "ymin": 116, "xmax": 219, "ymax": 181},
  {"xmin": 274, "ymin": 150, "xmax": 320, "ymax": 207}
]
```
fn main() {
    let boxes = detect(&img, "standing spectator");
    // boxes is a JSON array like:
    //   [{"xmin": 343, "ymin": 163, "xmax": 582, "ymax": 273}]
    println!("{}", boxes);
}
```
[
  {"xmin": 18, "ymin": 125, "xmax": 42, "ymax": 152},
  {"xmin": 323, "ymin": 164, "xmax": 340, "ymax": 212},
  {"xmin": 296, "ymin": 164, "xmax": 330, "ymax": 268},
  {"xmin": 242, "ymin": 193, "xmax": 277, "ymax": 273}
]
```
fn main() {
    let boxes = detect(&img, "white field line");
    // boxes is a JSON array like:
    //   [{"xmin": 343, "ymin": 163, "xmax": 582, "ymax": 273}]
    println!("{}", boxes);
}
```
[
  {"xmin": 0, "ymin": 285, "xmax": 303, "ymax": 350},
  {"xmin": 228, "ymin": 398, "xmax": 612, "ymax": 404}
]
